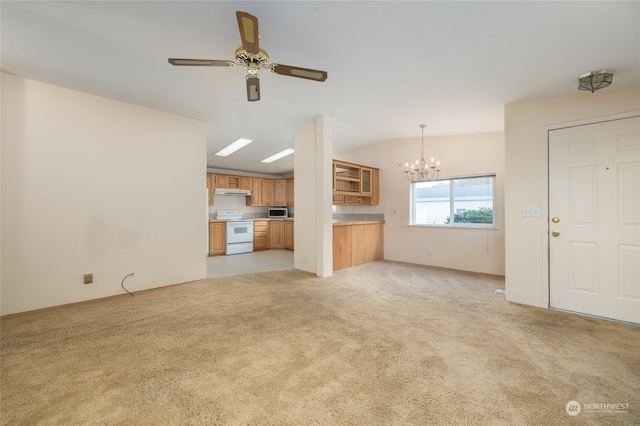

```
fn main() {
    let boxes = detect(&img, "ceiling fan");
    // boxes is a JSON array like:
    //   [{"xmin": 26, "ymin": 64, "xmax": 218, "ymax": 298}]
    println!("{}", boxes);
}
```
[{"xmin": 168, "ymin": 11, "xmax": 328, "ymax": 102}]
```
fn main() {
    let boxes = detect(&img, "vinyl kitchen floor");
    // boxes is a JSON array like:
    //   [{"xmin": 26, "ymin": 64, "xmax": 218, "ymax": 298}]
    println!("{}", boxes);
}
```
[{"xmin": 206, "ymin": 249, "xmax": 294, "ymax": 279}]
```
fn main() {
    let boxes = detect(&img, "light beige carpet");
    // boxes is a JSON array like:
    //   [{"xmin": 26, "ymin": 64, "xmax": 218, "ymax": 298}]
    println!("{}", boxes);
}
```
[{"xmin": 1, "ymin": 261, "xmax": 638, "ymax": 425}]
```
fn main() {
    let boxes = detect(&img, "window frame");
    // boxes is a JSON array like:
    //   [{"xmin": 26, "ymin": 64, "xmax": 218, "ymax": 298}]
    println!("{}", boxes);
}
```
[{"xmin": 410, "ymin": 173, "xmax": 497, "ymax": 228}]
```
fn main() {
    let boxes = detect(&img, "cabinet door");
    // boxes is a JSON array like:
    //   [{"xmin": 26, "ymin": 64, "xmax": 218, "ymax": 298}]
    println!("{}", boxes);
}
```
[
  {"xmin": 239, "ymin": 176, "xmax": 252, "ymax": 190},
  {"xmin": 209, "ymin": 222, "xmax": 226, "ymax": 255},
  {"xmin": 352, "ymin": 223, "xmax": 383, "ymax": 266},
  {"xmin": 215, "ymin": 175, "xmax": 229, "ymax": 188},
  {"xmin": 269, "ymin": 220, "xmax": 284, "ymax": 249},
  {"xmin": 332, "ymin": 226, "xmax": 352, "ymax": 271},
  {"xmin": 247, "ymin": 179, "xmax": 263, "ymax": 206},
  {"xmin": 371, "ymin": 169, "xmax": 379, "ymax": 205},
  {"xmin": 273, "ymin": 179, "xmax": 286, "ymax": 206},
  {"xmin": 284, "ymin": 220, "xmax": 294, "ymax": 250},
  {"xmin": 261, "ymin": 179, "xmax": 273, "ymax": 206},
  {"xmin": 360, "ymin": 167, "xmax": 372, "ymax": 195},
  {"xmin": 207, "ymin": 173, "xmax": 215, "ymax": 206},
  {"xmin": 286, "ymin": 178, "xmax": 294, "ymax": 206}
]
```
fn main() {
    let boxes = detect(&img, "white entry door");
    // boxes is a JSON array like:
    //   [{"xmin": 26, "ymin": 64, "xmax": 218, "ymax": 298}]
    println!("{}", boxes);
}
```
[{"xmin": 549, "ymin": 115, "xmax": 640, "ymax": 324}]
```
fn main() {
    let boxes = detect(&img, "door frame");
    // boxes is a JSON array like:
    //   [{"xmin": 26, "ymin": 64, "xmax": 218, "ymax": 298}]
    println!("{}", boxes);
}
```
[{"xmin": 542, "ymin": 110, "xmax": 640, "ymax": 309}]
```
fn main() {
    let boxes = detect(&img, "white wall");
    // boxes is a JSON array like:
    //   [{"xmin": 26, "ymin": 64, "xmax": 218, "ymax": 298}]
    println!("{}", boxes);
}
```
[
  {"xmin": 1, "ymin": 74, "xmax": 207, "ymax": 315},
  {"xmin": 293, "ymin": 115, "xmax": 333, "ymax": 276},
  {"xmin": 504, "ymin": 87, "xmax": 640, "ymax": 308},
  {"xmin": 339, "ymin": 132, "xmax": 505, "ymax": 276}
]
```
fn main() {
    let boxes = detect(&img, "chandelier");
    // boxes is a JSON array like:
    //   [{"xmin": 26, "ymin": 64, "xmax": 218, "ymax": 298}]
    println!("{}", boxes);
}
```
[
  {"xmin": 578, "ymin": 69, "xmax": 614, "ymax": 93},
  {"xmin": 404, "ymin": 124, "xmax": 441, "ymax": 182}
]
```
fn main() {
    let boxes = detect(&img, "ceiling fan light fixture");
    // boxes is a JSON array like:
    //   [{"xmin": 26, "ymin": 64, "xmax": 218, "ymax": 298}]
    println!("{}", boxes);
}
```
[
  {"xmin": 578, "ymin": 69, "xmax": 614, "ymax": 93},
  {"xmin": 246, "ymin": 74, "xmax": 260, "ymax": 101}
]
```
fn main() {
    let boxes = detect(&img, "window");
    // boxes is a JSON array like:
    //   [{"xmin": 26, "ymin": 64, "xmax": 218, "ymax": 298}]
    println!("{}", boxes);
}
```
[{"xmin": 411, "ymin": 174, "xmax": 495, "ymax": 227}]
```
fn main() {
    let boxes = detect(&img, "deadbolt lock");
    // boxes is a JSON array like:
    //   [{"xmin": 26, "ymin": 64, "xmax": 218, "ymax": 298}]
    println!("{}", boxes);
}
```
[
  {"xmin": 552, "ymin": 231, "xmax": 560, "ymax": 237},
  {"xmin": 552, "ymin": 217, "xmax": 560, "ymax": 223}
]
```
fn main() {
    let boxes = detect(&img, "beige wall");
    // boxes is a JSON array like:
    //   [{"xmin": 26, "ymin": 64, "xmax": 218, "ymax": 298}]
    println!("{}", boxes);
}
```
[
  {"xmin": 1, "ymin": 74, "xmax": 207, "ymax": 315},
  {"xmin": 504, "ymin": 87, "xmax": 640, "ymax": 308},
  {"xmin": 339, "ymin": 132, "xmax": 505, "ymax": 276},
  {"xmin": 293, "ymin": 115, "xmax": 333, "ymax": 276}
]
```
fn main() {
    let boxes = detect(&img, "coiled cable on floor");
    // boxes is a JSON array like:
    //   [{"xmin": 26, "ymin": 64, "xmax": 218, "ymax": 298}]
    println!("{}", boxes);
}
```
[{"xmin": 121, "ymin": 272, "xmax": 134, "ymax": 297}]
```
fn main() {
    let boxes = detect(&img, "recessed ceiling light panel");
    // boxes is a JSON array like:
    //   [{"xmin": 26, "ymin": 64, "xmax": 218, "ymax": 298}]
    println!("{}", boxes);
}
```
[
  {"xmin": 261, "ymin": 148, "xmax": 294, "ymax": 163},
  {"xmin": 215, "ymin": 138, "xmax": 253, "ymax": 157}
]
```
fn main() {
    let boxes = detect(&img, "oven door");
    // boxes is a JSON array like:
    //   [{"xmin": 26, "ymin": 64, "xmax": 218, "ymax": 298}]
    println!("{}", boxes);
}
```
[{"xmin": 226, "ymin": 220, "xmax": 254, "ymax": 244}]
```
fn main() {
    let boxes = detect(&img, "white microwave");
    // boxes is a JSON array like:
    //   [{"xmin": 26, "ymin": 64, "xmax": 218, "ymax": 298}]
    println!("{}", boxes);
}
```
[{"xmin": 267, "ymin": 208, "xmax": 288, "ymax": 218}]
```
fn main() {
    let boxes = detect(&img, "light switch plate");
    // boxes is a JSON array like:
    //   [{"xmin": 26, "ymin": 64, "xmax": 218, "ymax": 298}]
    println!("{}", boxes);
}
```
[{"xmin": 522, "ymin": 207, "xmax": 540, "ymax": 217}]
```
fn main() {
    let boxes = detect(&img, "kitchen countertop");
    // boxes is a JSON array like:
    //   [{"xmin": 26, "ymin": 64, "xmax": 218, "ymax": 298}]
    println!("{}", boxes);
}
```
[
  {"xmin": 210, "ymin": 218, "xmax": 384, "ymax": 225},
  {"xmin": 332, "ymin": 220, "xmax": 385, "ymax": 226}
]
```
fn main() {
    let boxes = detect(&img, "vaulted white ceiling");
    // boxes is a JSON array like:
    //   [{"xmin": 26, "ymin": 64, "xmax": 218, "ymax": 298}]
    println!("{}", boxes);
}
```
[{"xmin": 2, "ymin": 1, "xmax": 639, "ymax": 174}]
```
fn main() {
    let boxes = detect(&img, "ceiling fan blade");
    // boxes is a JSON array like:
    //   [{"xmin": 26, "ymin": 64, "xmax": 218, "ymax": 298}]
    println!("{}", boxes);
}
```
[
  {"xmin": 270, "ymin": 64, "xmax": 328, "ymax": 82},
  {"xmin": 236, "ymin": 11, "xmax": 260, "ymax": 55},
  {"xmin": 246, "ymin": 74, "xmax": 260, "ymax": 102},
  {"xmin": 168, "ymin": 58, "xmax": 235, "ymax": 67}
]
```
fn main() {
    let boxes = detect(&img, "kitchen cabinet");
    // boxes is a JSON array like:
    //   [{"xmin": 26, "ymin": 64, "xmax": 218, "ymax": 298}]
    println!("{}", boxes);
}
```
[
  {"xmin": 247, "ymin": 179, "xmax": 274, "ymax": 207},
  {"xmin": 333, "ymin": 161, "xmax": 361, "ymax": 195},
  {"xmin": 261, "ymin": 179, "xmax": 273, "ymax": 206},
  {"xmin": 332, "ymin": 221, "xmax": 384, "ymax": 271},
  {"xmin": 286, "ymin": 178, "xmax": 294, "ymax": 206},
  {"xmin": 248, "ymin": 179, "xmax": 263, "ymax": 206},
  {"xmin": 253, "ymin": 220, "xmax": 269, "ymax": 251},
  {"xmin": 332, "ymin": 160, "xmax": 379, "ymax": 205},
  {"xmin": 209, "ymin": 221, "xmax": 226, "ymax": 256},
  {"xmin": 284, "ymin": 220, "xmax": 294, "ymax": 250},
  {"xmin": 332, "ymin": 225, "xmax": 353, "ymax": 271},
  {"xmin": 371, "ymin": 169, "xmax": 379, "ymax": 205},
  {"xmin": 207, "ymin": 173, "xmax": 215, "ymax": 206},
  {"xmin": 215, "ymin": 174, "xmax": 252, "ymax": 190},
  {"xmin": 360, "ymin": 167, "xmax": 372, "ymax": 196},
  {"xmin": 273, "ymin": 179, "xmax": 287, "ymax": 206},
  {"xmin": 269, "ymin": 219, "xmax": 284, "ymax": 249}
]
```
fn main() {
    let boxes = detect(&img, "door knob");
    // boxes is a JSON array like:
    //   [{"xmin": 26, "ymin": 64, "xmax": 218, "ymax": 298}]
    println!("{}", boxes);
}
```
[
  {"xmin": 552, "ymin": 217, "xmax": 560, "ymax": 223},
  {"xmin": 552, "ymin": 231, "xmax": 560, "ymax": 237}
]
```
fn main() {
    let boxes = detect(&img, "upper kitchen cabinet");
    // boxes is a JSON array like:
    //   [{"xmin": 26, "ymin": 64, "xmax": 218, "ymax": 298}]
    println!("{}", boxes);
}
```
[
  {"xmin": 332, "ymin": 160, "xmax": 379, "ymax": 205},
  {"xmin": 286, "ymin": 178, "xmax": 294, "ymax": 206},
  {"xmin": 370, "ymin": 169, "xmax": 380, "ymax": 205},
  {"xmin": 246, "ymin": 178, "xmax": 276, "ymax": 207},
  {"xmin": 207, "ymin": 173, "xmax": 215, "ymax": 206},
  {"xmin": 273, "ymin": 179, "xmax": 286, "ymax": 206},
  {"xmin": 247, "ymin": 179, "xmax": 263, "ymax": 206},
  {"xmin": 214, "ymin": 174, "xmax": 252, "ymax": 190},
  {"xmin": 261, "ymin": 179, "xmax": 273, "ymax": 206}
]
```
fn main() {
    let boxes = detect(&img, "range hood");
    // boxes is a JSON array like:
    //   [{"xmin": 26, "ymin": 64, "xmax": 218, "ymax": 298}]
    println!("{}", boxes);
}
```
[{"xmin": 214, "ymin": 188, "xmax": 252, "ymax": 196}]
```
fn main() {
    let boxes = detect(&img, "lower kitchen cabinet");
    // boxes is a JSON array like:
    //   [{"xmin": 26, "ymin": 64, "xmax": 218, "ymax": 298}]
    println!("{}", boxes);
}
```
[
  {"xmin": 269, "ymin": 219, "xmax": 284, "ymax": 249},
  {"xmin": 284, "ymin": 220, "xmax": 294, "ymax": 250},
  {"xmin": 253, "ymin": 220, "xmax": 269, "ymax": 251},
  {"xmin": 333, "ymin": 221, "xmax": 384, "ymax": 271},
  {"xmin": 332, "ymin": 226, "xmax": 353, "ymax": 271},
  {"xmin": 209, "ymin": 221, "xmax": 226, "ymax": 256}
]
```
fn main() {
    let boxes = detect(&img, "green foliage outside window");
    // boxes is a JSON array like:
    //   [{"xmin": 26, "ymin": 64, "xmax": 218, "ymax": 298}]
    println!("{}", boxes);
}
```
[{"xmin": 445, "ymin": 207, "xmax": 493, "ymax": 224}]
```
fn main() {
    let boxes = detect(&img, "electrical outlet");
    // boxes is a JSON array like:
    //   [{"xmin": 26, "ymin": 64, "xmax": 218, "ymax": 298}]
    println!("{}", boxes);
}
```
[
  {"xmin": 84, "ymin": 274, "xmax": 93, "ymax": 284},
  {"xmin": 303, "ymin": 253, "xmax": 308, "ymax": 264},
  {"xmin": 427, "ymin": 249, "xmax": 433, "ymax": 256}
]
